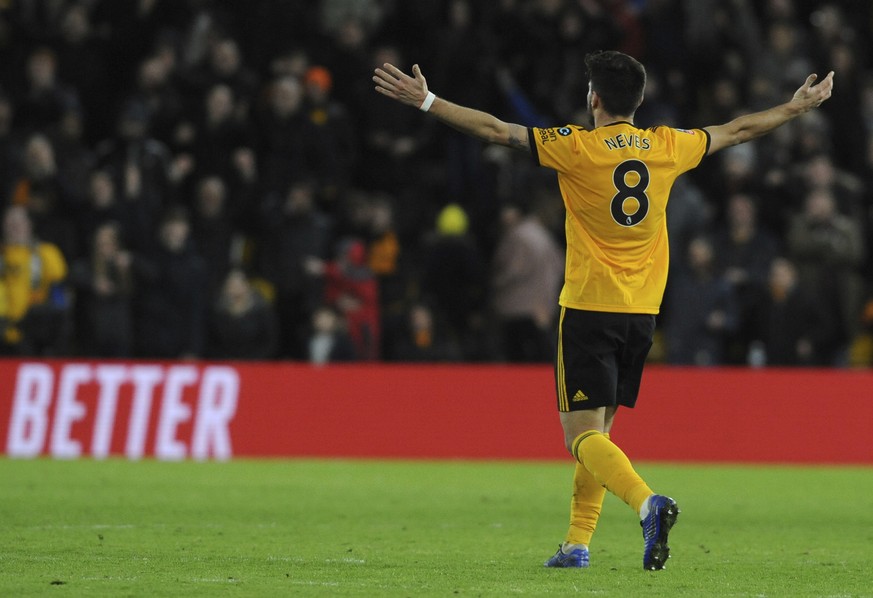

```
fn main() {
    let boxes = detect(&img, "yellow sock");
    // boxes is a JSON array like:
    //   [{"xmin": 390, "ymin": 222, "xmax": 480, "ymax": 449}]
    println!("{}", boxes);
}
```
[
  {"xmin": 565, "ymin": 459, "xmax": 607, "ymax": 546},
  {"xmin": 571, "ymin": 430, "xmax": 653, "ymax": 515}
]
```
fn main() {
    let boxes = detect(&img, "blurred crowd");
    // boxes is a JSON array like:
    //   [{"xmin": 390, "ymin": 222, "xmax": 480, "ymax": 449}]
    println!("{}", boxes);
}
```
[{"xmin": 1, "ymin": 0, "xmax": 872, "ymax": 367}]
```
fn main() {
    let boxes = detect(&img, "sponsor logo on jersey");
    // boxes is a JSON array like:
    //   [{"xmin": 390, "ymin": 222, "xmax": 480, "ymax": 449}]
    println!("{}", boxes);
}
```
[{"xmin": 538, "ymin": 128, "xmax": 558, "ymax": 144}]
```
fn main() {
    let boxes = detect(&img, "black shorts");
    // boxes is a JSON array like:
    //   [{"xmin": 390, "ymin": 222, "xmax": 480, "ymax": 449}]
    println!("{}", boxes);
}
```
[{"xmin": 555, "ymin": 307, "xmax": 656, "ymax": 412}]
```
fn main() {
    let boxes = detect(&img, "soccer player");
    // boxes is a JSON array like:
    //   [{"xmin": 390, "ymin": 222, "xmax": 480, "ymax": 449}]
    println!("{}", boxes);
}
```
[{"xmin": 373, "ymin": 51, "xmax": 834, "ymax": 570}]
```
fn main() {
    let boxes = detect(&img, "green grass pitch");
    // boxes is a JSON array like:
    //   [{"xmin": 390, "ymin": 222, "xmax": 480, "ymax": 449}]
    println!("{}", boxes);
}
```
[{"xmin": 1, "ymin": 458, "xmax": 871, "ymax": 597}]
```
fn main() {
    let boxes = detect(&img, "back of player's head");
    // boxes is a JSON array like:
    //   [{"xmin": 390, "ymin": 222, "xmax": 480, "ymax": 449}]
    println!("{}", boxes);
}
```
[{"xmin": 585, "ymin": 51, "xmax": 646, "ymax": 117}]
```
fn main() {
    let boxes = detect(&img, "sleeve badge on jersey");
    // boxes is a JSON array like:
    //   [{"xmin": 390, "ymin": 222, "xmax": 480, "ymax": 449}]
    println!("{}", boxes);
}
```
[
  {"xmin": 558, "ymin": 127, "xmax": 572, "ymax": 136},
  {"xmin": 676, "ymin": 128, "xmax": 696, "ymax": 135}
]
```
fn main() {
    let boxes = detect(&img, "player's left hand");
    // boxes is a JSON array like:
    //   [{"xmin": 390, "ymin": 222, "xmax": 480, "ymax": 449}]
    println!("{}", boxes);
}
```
[
  {"xmin": 373, "ymin": 63, "xmax": 429, "ymax": 109},
  {"xmin": 792, "ymin": 71, "xmax": 835, "ymax": 110}
]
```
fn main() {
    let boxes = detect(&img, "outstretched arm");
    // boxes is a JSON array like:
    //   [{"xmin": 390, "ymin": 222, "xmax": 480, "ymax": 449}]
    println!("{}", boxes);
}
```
[
  {"xmin": 373, "ymin": 63, "xmax": 530, "ymax": 151},
  {"xmin": 705, "ymin": 71, "xmax": 834, "ymax": 155}
]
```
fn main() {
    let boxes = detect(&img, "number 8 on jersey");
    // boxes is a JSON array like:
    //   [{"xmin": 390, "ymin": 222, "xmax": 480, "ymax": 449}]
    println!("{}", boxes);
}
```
[{"xmin": 611, "ymin": 159, "xmax": 650, "ymax": 227}]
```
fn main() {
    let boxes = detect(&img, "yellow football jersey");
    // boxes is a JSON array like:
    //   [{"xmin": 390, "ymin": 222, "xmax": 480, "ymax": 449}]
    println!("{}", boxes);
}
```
[
  {"xmin": 1, "ymin": 243, "xmax": 68, "ymax": 320},
  {"xmin": 529, "ymin": 122, "xmax": 710, "ymax": 314}
]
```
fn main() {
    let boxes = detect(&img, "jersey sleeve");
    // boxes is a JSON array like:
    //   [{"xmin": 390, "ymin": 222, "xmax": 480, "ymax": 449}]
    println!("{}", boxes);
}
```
[
  {"xmin": 667, "ymin": 127, "xmax": 711, "ymax": 174},
  {"xmin": 528, "ymin": 126, "xmax": 585, "ymax": 174}
]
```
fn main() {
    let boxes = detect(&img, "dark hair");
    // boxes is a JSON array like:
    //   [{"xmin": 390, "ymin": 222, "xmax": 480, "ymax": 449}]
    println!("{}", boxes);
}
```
[{"xmin": 585, "ymin": 51, "xmax": 646, "ymax": 117}]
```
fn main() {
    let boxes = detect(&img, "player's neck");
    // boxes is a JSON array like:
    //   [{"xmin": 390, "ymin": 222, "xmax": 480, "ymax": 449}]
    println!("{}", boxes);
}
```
[{"xmin": 593, "ymin": 112, "xmax": 634, "ymax": 128}]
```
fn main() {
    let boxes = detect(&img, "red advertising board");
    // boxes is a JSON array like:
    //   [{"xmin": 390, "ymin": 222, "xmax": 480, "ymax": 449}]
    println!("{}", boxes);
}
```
[{"xmin": 1, "ymin": 358, "xmax": 871, "ymax": 464}]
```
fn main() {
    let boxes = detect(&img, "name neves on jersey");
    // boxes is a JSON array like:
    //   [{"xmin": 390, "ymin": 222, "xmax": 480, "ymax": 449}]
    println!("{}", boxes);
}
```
[{"xmin": 604, "ymin": 132, "xmax": 651, "ymax": 151}]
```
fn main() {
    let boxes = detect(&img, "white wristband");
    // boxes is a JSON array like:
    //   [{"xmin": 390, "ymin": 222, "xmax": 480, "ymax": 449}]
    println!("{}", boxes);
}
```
[{"xmin": 419, "ymin": 91, "xmax": 436, "ymax": 112}]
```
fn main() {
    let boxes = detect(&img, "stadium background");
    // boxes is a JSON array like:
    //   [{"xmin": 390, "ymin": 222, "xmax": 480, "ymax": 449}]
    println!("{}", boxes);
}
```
[{"xmin": 1, "ymin": 1, "xmax": 872, "ymax": 463}]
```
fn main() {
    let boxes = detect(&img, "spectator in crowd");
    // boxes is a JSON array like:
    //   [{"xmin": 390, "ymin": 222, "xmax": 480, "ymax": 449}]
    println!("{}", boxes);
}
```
[
  {"xmin": 76, "ymin": 168, "xmax": 154, "ymax": 256},
  {"xmin": 793, "ymin": 151, "xmax": 865, "ymax": 222},
  {"xmin": 307, "ymin": 304, "xmax": 356, "ymax": 365},
  {"xmin": 705, "ymin": 142, "xmax": 763, "ymax": 210},
  {"xmin": 172, "ymin": 72, "xmax": 260, "ymax": 226},
  {"xmin": 189, "ymin": 175, "xmax": 239, "ymax": 301},
  {"xmin": 491, "ymin": 201, "xmax": 563, "ymax": 362},
  {"xmin": 256, "ymin": 179, "xmax": 334, "ymax": 358},
  {"xmin": 224, "ymin": 146, "xmax": 260, "ymax": 228},
  {"xmin": 429, "ymin": 0, "xmax": 493, "ymax": 206},
  {"xmin": 133, "ymin": 206, "xmax": 206, "ymax": 359},
  {"xmin": 188, "ymin": 83, "xmax": 254, "ymax": 184},
  {"xmin": 786, "ymin": 186, "xmax": 866, "ymax": 364},
  {"xmin": 94, "ymin": 98, "xmax": 174, "ymax": 229},
  {"xmin": 68, "ymin": 221, "xmax": 133, "ymax": 357},
  {"xmin": 387, "ymin": 301, "xmax": 461, "ymax": 362},
  {"xmin": 818, "ymin": 24, "xmax": 867, "ymax": 174},
  {"xmin": 663, "ymin": 177, "xmax": 712, "ymax": 281},
  {"xmin": 0, "ymin": 205, "xmax": 69, "ymax": 356},
  {"xmin": 365, "ymin": 195, "xmax": 405, "ymax": 355},
  {"xmin": 86, "ymin": 0, "xmax": 183, "ymax": 130},
  {"xmin": 15, "ymin": 46, "xmax": 80, "ymax": 134},
  {"xmin": 319, "ymin": 0, "xmax": 384, "ymax": 37},
  {"xmin": 181, "ymin": 37, "xmax": 259, "ymax": 120},
  {"xmin": 711, "ymin": 193, "xmax": 780, "ymax": 364},
  {"xmin": 790, "ymin": 109, "xmax": 835, "ymax": 168},
  {"xmin": 10, "ymin": 132, "xmax": 78, "ymax": 256},
  {"xmin": 419, "ymin": 203, "xmax": 486, "ymax": 359},
  {"xmin": 366, "ymin": 195, "xmax": 401, "ymax": 292},
  {"xmin": 255, "ymin": 76, "xmax": 311, "ymax": 196},
  {"xmin": 754, "ymin": 19, "xmax": 813, "ymax": 98},
  {"xmin": 302, "ymin": 65, "xmax": 357, "ymax": 203},
  {"xmin": 758, "ymin": 257, "xmax": 836, "ymax": 366},
  {"xmin": 49, "ymin": 99, "xmax": 94, "ymax": 208},
  {"xmin": 125, "ymin": 54, "xmax": 185, "ymax": 147},
  {"xmin": 308, "ymin": 237, "xmax": 380, "ymax": 361},
  {"xmin": 207, "ymin": 268, "xmax": 278, "ymax": 360},
  {"xmin": 664, "ymin": 237, "xmax": 739, "ymax": 366},
  {"xmin": 54, "ymin": 2, "xmax": 112, "ymax": 145},
  {"xmin": 320, "ymin": 15, "xmax": 376, "ymax": 109}
]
